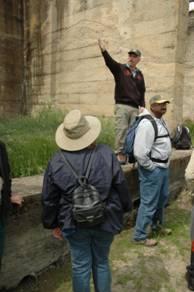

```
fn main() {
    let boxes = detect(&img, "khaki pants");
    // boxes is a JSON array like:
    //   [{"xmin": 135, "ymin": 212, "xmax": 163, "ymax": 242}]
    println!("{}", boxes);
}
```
[{"xmin": 114, "ymin": 104, "xmax": 138, "ymax": 154}]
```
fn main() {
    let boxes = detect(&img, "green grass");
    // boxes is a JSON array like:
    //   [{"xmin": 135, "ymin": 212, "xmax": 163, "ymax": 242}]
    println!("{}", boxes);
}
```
[
  {"xmin": 185, "ymin": 120, "xmax": 194, "ymax": 144},
  {"xmin": 0, "ymin": 109, "xmax": 115, "ymax": 177},
  {"xmin": 0, "ymin": 111, "xmax": 193, "ymax": 178},
  {"xmin": 0, "ymin": 109, "xmax": 63, "ymax": 177}
]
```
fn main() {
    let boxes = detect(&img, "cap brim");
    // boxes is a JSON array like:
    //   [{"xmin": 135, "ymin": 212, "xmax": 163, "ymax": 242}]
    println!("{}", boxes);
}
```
[
  {"xmin": 55, "ymin": 116, "xmax": 101, "ymax": 151},
  {"xmin": 154, "ymin": 100, "xmax": 170, "ymax": 104},
  {"xmin": 128, "ymin": 51, "xmax": 140, "ymax": 56}
]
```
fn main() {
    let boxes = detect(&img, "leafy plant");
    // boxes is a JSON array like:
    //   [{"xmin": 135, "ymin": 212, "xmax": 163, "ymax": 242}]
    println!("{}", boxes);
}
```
[{"xmin": 0, "ymin": 109, "xmax": 115, "ymax": 177}]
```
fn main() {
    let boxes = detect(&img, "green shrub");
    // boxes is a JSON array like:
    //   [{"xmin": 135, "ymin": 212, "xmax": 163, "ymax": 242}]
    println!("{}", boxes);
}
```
[
  {"xmin": 98, "ymin": 116, "xmax": 115, "ymax": 148},
  {"xmin": 0, "ymin": 110, "xmax": 115, "ymax": 177},
  {"xmin": 185, "ymin": 120, "xmax": 194, "ymax": 144},
  {"xmin": 1, "ymin": 110, "xmax": 194, "ymax": 178}
]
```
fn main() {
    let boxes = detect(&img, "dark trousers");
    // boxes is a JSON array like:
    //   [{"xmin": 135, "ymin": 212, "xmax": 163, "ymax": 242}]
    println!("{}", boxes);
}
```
[
  {"xmin": 186, "ymin": 242, "xmax": 194, "ymax": 291},
  {"xmin": 186, "ymin": 205, "xmax": 194, "ymax": 291},
  {"xmin": 0, "ymin": 219, "xmax": 5, "ymax": 268}
]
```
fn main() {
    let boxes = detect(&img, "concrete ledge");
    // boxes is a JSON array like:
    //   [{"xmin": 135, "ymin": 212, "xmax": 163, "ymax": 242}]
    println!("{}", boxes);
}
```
[
  {"xmin": 0, "ymin": 150, "xmax": 192, "ymax": 289},
  {"xmin": 123, "ymin": 150, "xmax": 192, "ymax": 202}
]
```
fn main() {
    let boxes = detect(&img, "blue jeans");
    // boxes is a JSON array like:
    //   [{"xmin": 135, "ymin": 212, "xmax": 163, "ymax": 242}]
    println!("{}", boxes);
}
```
[
  {"xmin": 65, "ymin": 228, "xmax": 114, "ymax": 292},
  {"xmin": 134, "ymin": 166, "xmax": 169, "ymax": 241}
]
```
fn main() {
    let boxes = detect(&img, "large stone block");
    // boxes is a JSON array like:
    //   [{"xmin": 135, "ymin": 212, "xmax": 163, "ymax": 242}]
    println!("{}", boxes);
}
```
[
  {"xmin": 183, "ymin": 11, "xmax": 194, "ymax": 121},
  {"xmin": 23, "ymin": 0, "xmax": 188, "ymax": 127},
  {"xmin": 0, "ymin": 0, "xmax": 24, "ymax": 116}
]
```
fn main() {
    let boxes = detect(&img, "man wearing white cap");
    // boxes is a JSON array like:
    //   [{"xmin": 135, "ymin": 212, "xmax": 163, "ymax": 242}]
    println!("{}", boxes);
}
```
[
  {"xmin": 133, "ymin": 95, "xmax": 172, "ymax": 246},
  {"xmin": 41, "ymin": 109, "xmax": 132, "ymax": 292},
  {"xmin": 98, "ymin": 39, "xmax": 145, "ymax": 165}
]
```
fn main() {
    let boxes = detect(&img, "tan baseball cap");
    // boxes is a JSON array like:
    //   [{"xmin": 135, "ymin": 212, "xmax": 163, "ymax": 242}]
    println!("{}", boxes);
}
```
[
  {"xmin": 149, "ymin": 95, "xmax": 170, "ymax": 105},
  {"xmin": 128, "ymin": 49, "xmax": 141, "ymax": 57}
]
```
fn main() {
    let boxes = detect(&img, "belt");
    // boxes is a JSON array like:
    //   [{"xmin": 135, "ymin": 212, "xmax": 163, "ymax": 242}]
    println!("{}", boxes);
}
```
[{"xmin": 151, "ymin": 157, "xmax": 169, "ymax": 163}]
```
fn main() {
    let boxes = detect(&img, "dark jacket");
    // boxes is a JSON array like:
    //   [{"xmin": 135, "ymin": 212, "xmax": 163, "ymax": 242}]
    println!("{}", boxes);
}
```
[
  {"xmin": 42, "ymin": 144, "xmax": 132, "ymax": 235},
  {"xmin": 0, "ymin": 141, "xmax": 11, "ymax": 223},
  {"xmin": 102, "ymin": 50, "xmax": 145, "ymax": 108}
]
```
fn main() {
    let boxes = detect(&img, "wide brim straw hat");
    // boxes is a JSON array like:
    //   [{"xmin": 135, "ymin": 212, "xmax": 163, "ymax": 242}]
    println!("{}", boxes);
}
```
[{"xmin": 55, "ymin": 109, "xmax": 101, "ymax": 151}]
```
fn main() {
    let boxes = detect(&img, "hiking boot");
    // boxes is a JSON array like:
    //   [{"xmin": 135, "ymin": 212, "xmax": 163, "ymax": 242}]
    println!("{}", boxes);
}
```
[{"xmin": 132, "ymin": 238, "xmax": 158, "ymax": 247}]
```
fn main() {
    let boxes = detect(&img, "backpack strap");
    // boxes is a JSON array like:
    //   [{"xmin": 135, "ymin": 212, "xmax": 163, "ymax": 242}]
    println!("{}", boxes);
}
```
[
  {"xmin": 139, "ymin": 116, "xmax": 170, "ymax": 164},
  {"xmin": 157, "ymin": 119, "xmax": 170, "ymax": 139},
  {"xmin": 60, "ymin": 151, "xmax": 78, "ymax": 179},
  {"xmin": 60, "ymin": 149, "xmax": 95, "ymax": 185},
  {"xmin": 142, "ymin": 115, "xmax": 170, "ymax": 140},
  {"xmin": 141, "ymin": 115, "xmax": 158, "ymax": 140},
  {"xmin": 84, "ymin": 150, "xmax": 95, "ymax": 180}
]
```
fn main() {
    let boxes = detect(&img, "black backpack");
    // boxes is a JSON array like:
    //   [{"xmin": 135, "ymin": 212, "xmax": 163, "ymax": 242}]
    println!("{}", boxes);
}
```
[
  {"xmin": 172, "ymin": 124, "xmax": 192, "ymax": 150},
  {"xmin": 60, "ymin": 149, "xmax": 105, "ymax": 227}
]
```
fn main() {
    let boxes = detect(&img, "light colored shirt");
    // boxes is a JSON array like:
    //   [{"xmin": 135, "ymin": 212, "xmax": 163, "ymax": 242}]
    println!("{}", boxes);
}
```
[{"xmin": 134, "ymin": 108, "xmax": 172, "ymax": 171}]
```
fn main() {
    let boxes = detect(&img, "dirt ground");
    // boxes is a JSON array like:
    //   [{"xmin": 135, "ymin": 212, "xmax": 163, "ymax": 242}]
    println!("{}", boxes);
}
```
[{"xmin": 9, "ymin": 188, "xmax": 194, "ymax": 292}]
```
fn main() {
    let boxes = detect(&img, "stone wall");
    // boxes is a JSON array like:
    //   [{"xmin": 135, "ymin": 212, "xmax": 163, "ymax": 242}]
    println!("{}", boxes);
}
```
[
  {"xmin": 24, "ymin": 0, "xmax": 188, "ymax": 129},
  {"xmin": 0, "ymin": 0, "xmax": 24, "ymax": 115},
  {"xmin": 0, "ymin": 0, "xmax": 193, "ymax": 124},
  {"xmin": 0, "ymin": 150, "xmax": 191, "ymax": 289},
  {"xmin": 183, "ymin": 10, "xmax": 194, "ymax": 121}
]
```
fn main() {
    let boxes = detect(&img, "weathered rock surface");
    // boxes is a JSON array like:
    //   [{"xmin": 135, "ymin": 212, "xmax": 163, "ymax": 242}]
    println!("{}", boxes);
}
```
[
  {"xmin": 0, "ymin": 1, "xmax": 24, "ymax": 115},
  {"xmin": 1, "ymin": 1, "xmax": 191, "ymax": 128},
  {"xmin": 0, "ymin": 176, "xmax": 68, "ymax": 289},
  {"xmin": 24, "ymin": 0, "xmax": 188, "ymax": 129},
  {"xmin": 183, "ymin": 11, "xmax": 194, "ymax": 120}
]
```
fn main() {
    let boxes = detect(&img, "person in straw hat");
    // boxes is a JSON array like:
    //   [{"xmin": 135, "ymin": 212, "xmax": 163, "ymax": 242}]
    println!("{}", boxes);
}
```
[{"xmin": 42, "ymin": 109, "xmax": 132, "ymax": 292}]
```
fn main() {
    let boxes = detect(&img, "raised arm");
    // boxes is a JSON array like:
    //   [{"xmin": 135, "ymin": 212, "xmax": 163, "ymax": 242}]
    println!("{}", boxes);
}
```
[
  {"xmin": 98, "ymin": 38, "xmax": 107, "ymax": 53},
  {"xmin": 98, "ymin": 38, "xmax": 120, "ymax": 75}
]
